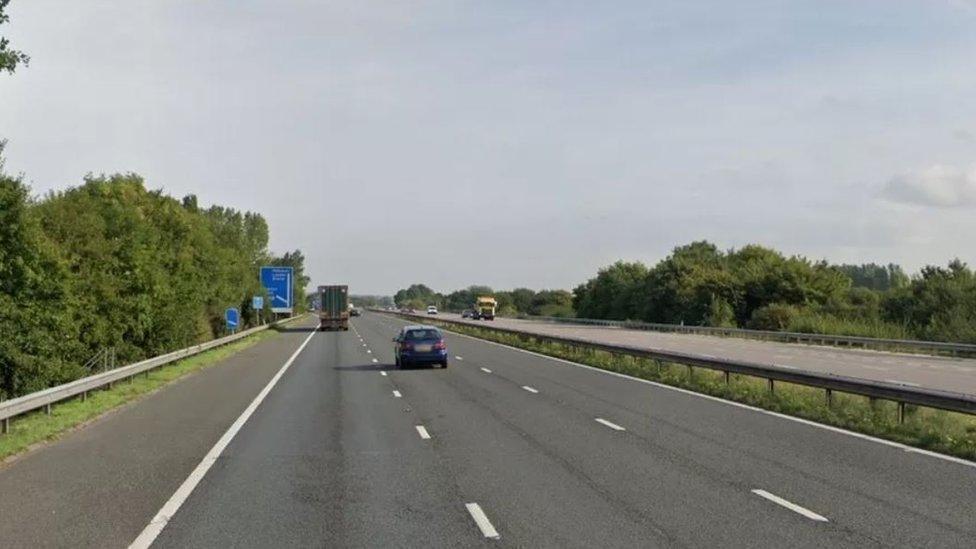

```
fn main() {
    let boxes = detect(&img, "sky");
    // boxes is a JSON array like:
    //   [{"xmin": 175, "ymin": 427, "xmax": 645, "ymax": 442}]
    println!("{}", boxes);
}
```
[{"xmin": 1, "ymin": 1, "xmax": 975, "ymax": 295}]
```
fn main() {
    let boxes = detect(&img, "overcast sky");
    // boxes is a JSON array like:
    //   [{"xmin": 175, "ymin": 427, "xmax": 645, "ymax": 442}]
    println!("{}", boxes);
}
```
[{"xmin": 2, "ymin": 1, "xmax": 975, "ymax": 294}]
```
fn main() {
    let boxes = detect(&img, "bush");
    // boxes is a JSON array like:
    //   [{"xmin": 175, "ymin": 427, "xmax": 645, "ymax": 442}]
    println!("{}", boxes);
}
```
[{"xmin": 748, "ymin": 303, "xmax": 798, "ymax": 331}]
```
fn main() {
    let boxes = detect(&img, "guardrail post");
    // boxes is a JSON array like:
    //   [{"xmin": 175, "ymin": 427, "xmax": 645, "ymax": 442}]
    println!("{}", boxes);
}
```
[
  {"xmin": 825, "ymin": 389, "xmax": 833, "ymax": 407},
  {"xmin": 687, "ymin": 365, "xmax": 694, "ymax": 382},
  {"xmin": 898, "ymin": 402, "xmax": 906, "ymax": 424},
  {"xmin": 1, "ymin": 418, "xmax": 8, "ymax": 434},
  {"xmin": 724, "ymin": 371, "xmax": 730, "ymax": 385},
  {"xmin": 767, "ymin": 379, "xmax": 774, "ymax": 394},
  {"xmin": 45, "ymin": 403, "xmax": 52, "ymax": 415}
]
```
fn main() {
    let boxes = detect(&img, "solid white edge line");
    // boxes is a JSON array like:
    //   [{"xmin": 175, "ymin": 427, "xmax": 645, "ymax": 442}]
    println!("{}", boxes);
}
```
[
  {"xmin": 884, "ymin": 379, "xmax": 920, "ymax": 387},
  {"xmin": 415, "ymin": 425, "xmax": 431, "ymax": 439},
  {"xmin": 480, "ymin": 367, "xmax": 492, "ymax": 374},
  {"xmin": 438, "ymin": 327, "xmax": 976, "ymax": 470},
  {"xmin": 465, "ymin": 503, "xmax": 500, "ymax": 539},
  {"xmin": 751, "ymin": 489, "xmax": 829, "ymax": 522},
  {"xmin": 522, "ymin": 385, "xmax": 539, "ymax": 394},
  {"xmin": 595, "ymin": 418, "xmax": 626, "ymax": 431},
  {"xmin": 129, "ymin": 326, "xmax": 318, "ymax": 548},
  {"xmin": 393, "ymin": 390, "xmax": 402, "ymax": 398}
]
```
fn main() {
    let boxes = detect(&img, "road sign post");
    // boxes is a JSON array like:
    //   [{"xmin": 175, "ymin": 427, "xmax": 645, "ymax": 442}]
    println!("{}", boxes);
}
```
[
  {"xmin": 225, "ymin": 307, "xmax": 240, "ymax": 334},
  {"xmin": 260, "ymin": 266, "xmax": 294, "ymax": 314},
  {"xmin": 252, "ymin": 296, "xmax": 264, "ymax": 325}
]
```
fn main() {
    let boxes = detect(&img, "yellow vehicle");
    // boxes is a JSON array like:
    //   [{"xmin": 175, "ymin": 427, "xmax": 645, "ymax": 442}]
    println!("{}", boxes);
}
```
[{"xmin": 475, "ymin": 296, "xmax": 496, "ymax": 320}]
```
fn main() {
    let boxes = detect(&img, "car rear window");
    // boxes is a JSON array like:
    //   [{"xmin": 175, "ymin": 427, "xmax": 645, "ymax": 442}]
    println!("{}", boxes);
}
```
[{"xmin": 405, "ymin": 329, "xmax": 440, "ymax": 341}]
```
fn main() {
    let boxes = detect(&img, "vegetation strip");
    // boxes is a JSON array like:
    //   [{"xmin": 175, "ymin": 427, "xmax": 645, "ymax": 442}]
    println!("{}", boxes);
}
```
[
  {"xmin": 0, "ymin": 330, "xmax": 276, "ymax": 462},
  {"xmin": 412, "ymin": 316, "xmax": 976, "ymax": 461}
]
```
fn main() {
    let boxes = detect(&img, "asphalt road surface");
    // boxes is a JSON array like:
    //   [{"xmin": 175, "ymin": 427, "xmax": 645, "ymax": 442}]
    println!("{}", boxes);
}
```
[
  {"xmin": 1, "ymin": 311, "xmax": 975, "ymax": 547},
  {"xmin": 419, "ymin": 312, "xmax": 976, "ymax": 396}
]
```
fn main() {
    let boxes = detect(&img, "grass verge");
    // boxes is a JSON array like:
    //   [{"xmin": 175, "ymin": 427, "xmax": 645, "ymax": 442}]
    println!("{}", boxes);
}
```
[
  {"xmin": 0, "ymin": 330, "xmax": 277, "ymax": 462},
  {"xmin": 429, "ymin": 318, "xmax": 976, "ymax": 461}
]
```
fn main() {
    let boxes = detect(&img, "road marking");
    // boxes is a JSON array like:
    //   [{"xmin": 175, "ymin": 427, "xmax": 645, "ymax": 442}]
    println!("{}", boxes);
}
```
[
  {"xmin": 455, "ymin": 356, "xmax": 464, "ymax": 360},
  {"xmin": 595, "ymin": 418, "xmax": 626, "ymax": 431},
  {"xmin": 884, "ymin": 379, "xmax": 920, "ymax": 387},
  {"xmin": 367, "ymin": 350, "xmax": 372, "ymax": 354},
  {"xmin": 416, "ymin": 425, "xmax": 431, "ymax": 439},
  {"xmin": 522, "ymin": 385, "xmax": 539, "ymax": 394},
  {"xmin": 751, "ymin": 489, "xmax": 829, "ymax": 522},
  {"xmin": 381, "ymin": 371, "xmax": 387, "ymax": 376},
  {"xmin": 130, "ymin": 326, "xmax": 318, "ymax": 548},
  {"xmin": 480, "ymin": 367, "xmax": 492, "ymax": 374},
  {"xmin": 465, "ymin": 503, "xmax": 501, "ymax": 539},
  {"xmin": 440, "ymin": 328, "xmax": 976, "ymax": 470},
  {"xmin": 393, "ymin": 390, "xmax": 402, "ymax": 398},
  {"xmin": 372, "ymin": 358, "xmax": 378, "ymax": 363}
]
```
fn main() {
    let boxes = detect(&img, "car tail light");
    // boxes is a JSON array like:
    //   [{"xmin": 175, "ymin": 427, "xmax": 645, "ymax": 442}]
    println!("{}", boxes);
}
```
[
  {"xmin": 402, "ymin": 342, "xmax": 413, "ymax": 351},
  {"xmin": 433, "ymin": 340, "xmax": 446, "ymax": 350}
]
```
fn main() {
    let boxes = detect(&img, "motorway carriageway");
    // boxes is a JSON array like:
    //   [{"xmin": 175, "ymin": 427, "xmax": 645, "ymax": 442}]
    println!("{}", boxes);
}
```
[
  {"xmin": 0, "ymin": 311, "xmax": 973, "ymax": 547},
  {"xmin": 424, "ymin": 312, "xmax": 976, "ymax": 396}
]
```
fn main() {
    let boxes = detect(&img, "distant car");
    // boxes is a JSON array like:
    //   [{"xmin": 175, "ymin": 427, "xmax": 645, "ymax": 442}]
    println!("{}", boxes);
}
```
[
  {"xmin": 349, "ymin": 308, "xmax": 361, "ymax": 317},
  {"xmin": 393, "ymin": 325, "xmax": 448, "ymax": 368},
  {"xmin": 427, "ymin": 305, "xmax": 438, "ymax": 315},
  {"xmin": 461, "ymin": 309, "xmax": 474, "ymax": 318}
]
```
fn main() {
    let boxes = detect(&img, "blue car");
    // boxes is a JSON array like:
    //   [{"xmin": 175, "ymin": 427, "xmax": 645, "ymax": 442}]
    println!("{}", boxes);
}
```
[{"xmin": 393, "ymin": 325, "xmax": 449, "ymax": 369}]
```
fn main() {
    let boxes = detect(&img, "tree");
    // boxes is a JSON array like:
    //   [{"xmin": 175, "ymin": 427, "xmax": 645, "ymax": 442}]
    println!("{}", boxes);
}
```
[
  {"xmin": 509, "ymin": 288, "xmax": 536, "ymax": 314},
  {"xmin": 573, "ymin": 261, "xmax": 648, "ymax": 320},
  {"xmin": 837, "ymin": 263, "xmax": 908, "ymax": 291},
  {"xmin": 0, "ymin": 148, "xmax": 82, "ymax": 397},
  {"xmin": 529, "ymin": 289, "xmax": 574, "ymax": 317},
  {"xmin": 0, "ymin": 0, "xmax": 29, "ymax": 74},
  {"xmin": 394, "ymin": 284, "xmax": 440, "ymax": 308},
  {"xmin": 270, "ymin": 249, "xmax": 311, "ymax": 313}
]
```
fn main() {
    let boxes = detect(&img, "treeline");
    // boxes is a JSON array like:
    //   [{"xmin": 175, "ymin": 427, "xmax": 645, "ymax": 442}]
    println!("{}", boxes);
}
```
[
  {"xmin": 1, "ymin": 157, "xmax": 307, "ymax": 398},
  {"xmin": 573, "ymin": 241, "xmax": 976, "ymax": 343},
  {"xmin": 394, "ymin": 240, "xmax": 975, "ymax": 344},
  {"xmin": 349, "ymin": 295, "xmax": 395, "ymax": 308},
  {"xmin": 394, "ymin": 284, "xmax": 574, "ymax": 317}
]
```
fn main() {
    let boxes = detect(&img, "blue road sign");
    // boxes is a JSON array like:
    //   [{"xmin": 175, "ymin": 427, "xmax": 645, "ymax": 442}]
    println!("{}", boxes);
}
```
[
  {"xmin": 225, "ymin": 307, "xmax": 240, "ymax": 331},
  {"xmin": 260, "ymin": 266, "xmax": 294, "ymax": 313},
  {"xmin": 252, "ymin": 295, "xmax": 264, "ymax": 310}
]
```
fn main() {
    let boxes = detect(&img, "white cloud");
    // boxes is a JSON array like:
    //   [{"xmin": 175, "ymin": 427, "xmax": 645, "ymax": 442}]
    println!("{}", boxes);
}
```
[{"xmin": 883, "ymin": 164, "xmax": 976, "ymax": 208}]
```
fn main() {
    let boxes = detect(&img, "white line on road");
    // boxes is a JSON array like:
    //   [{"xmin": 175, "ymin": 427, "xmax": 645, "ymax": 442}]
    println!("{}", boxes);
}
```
[
  {"xmin": 441, "ymin": 329, "xmax": 976, "ymax": 470},
  {"xmin": 130, "ymin": 326, "xmax": 318, "ymax": 548},
  {"xmin": 393, "ymin": 390, "xmax": 402, "ymax": 398},
  {"xmin": 367, "ymin": 350, "xmax": 372, "ymax": 354},
  {"xmin": 415, "ymin": 425, "xmax": 431, "ymax": 439},
  {"xmin": 595, "ymin": 418, "xmax": 626, "ymax": 431},
  {"xmin": 465, "ymin": 503, "xmax": 501, "ymax": 539},
  {"xmin": 480, "ymin": 367, "xmax": 492, "ymax": 374},
  {"xmin": 455, "ymin": 356, "xmax": 464, "ymax": 360},
  {"xmin": 381, "ymin": 371, "xmax": 387, "ymax": 376},
  {"xmin": 372, "ymin": 358, "xmax": 378, "ymax": 363},
  {"xmin": 522, "ymin": 385, "xmax": 539, "ymax": 394},
  {"xmin": 884, "ymin": 379, "xmax": 920, "ymax": 387},
  {"xmin": 751, "ymin": 489, "xmax": 829, "ymax": 522}
]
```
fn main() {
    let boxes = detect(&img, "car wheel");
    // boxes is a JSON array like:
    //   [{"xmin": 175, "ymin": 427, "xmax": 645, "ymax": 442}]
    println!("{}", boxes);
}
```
[{"xmin": 441, "ymin": 361, "xmax": 448, "ymax": 368}]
